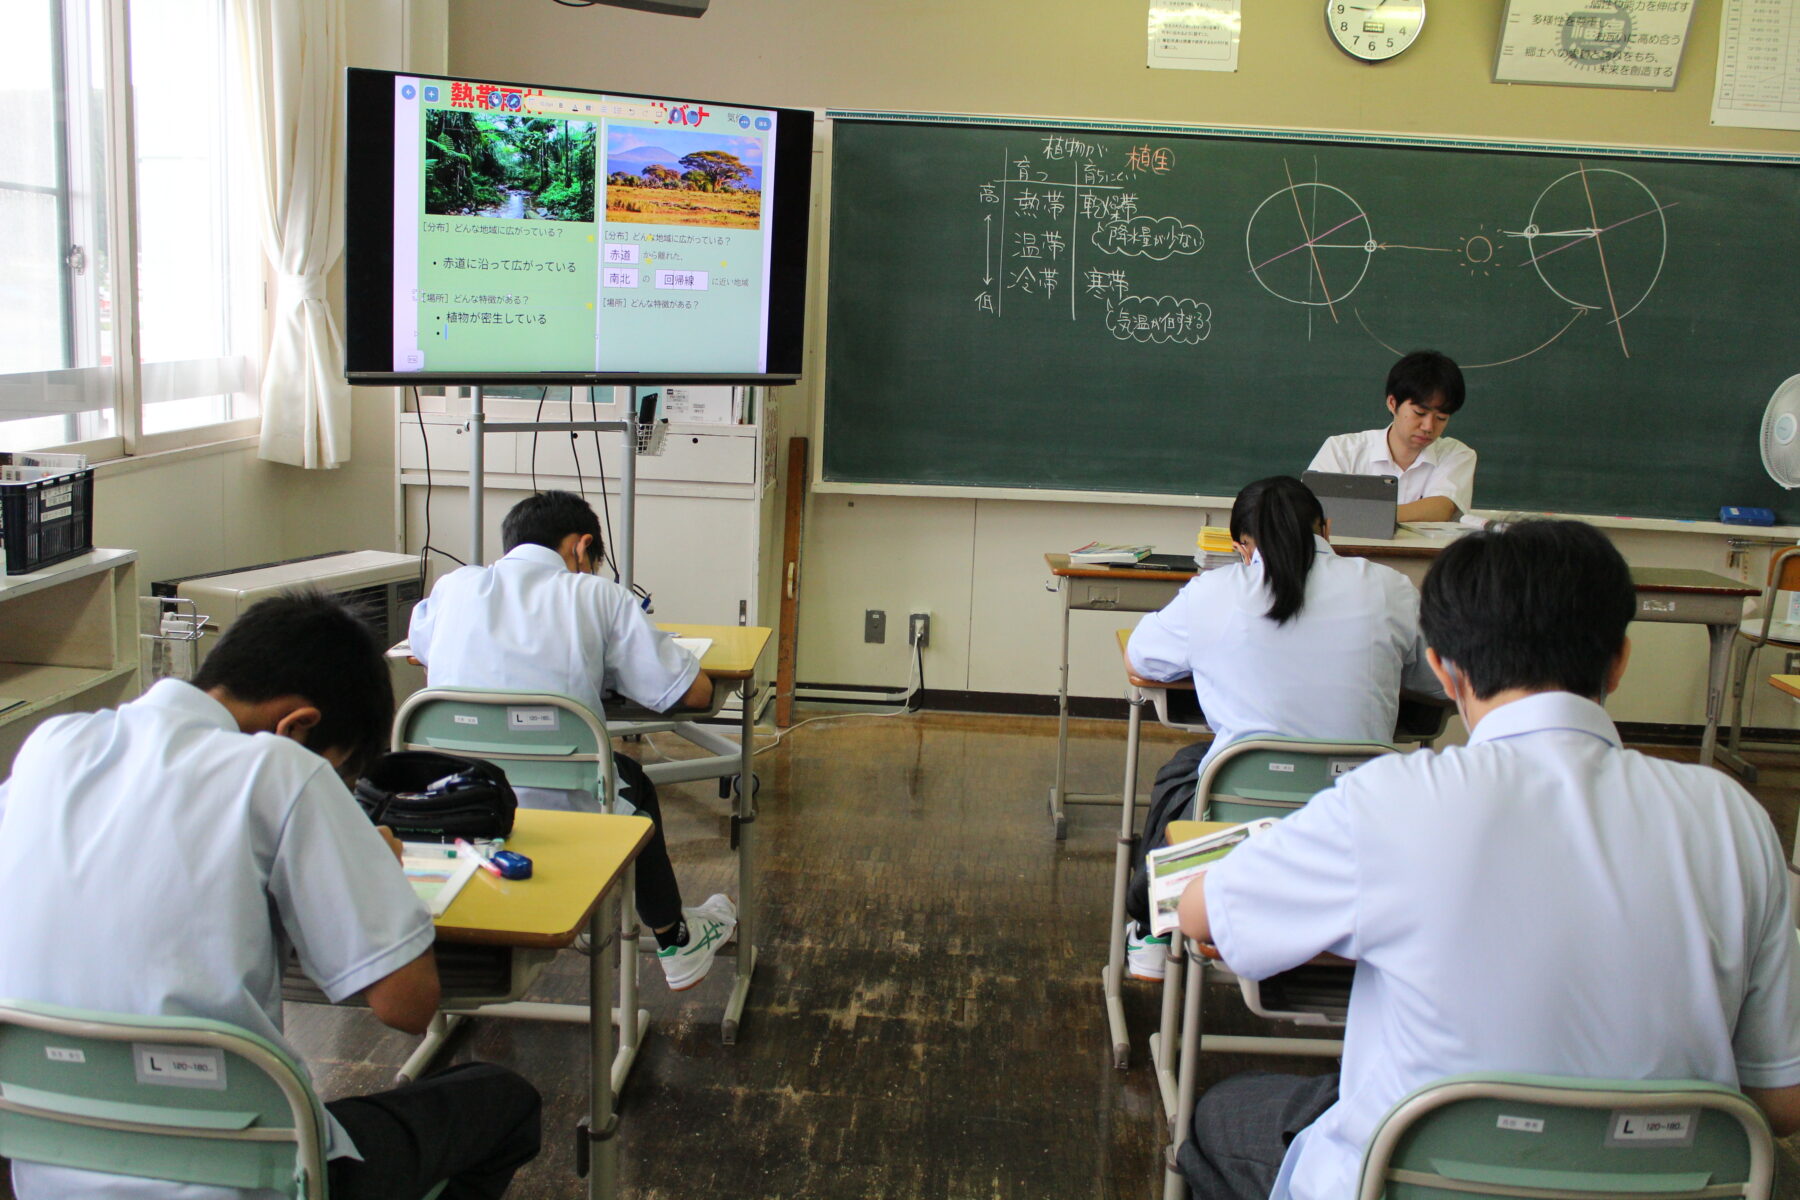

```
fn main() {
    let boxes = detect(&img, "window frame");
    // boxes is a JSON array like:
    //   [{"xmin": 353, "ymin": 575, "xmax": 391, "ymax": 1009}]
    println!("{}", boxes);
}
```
[{"xmin": 0, "ymin": 0, "xmax": 264, "ymax": 462}]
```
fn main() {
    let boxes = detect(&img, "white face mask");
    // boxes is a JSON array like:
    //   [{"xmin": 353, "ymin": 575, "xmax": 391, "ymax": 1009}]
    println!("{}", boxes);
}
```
[{"xmin": 1443, "ymin": 661, "xmax": 1473, "ymax": 730}]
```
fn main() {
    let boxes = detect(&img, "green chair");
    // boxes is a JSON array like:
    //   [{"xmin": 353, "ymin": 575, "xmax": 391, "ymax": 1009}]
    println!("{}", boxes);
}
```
[
  {"xmin": 1198, "ymin": 734, "xmax": 1400, "ymax": 825},
  {"xmin": 1356, "ymin": 1074, "xmax": 1774, "ymax": 1200},
  {"xmin": 394, "ymin": 687, "xmax": 620, "ymax": 803},
  {"xmin": 0, "ymin": 998, "xmax": 445, "ymax": 1199}
]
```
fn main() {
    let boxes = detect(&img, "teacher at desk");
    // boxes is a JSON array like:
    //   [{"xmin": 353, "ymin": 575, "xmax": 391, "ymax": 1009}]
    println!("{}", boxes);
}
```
[{"xmin": 1307, "ymin": 349, "xmax": 1474, "ymax": 523}]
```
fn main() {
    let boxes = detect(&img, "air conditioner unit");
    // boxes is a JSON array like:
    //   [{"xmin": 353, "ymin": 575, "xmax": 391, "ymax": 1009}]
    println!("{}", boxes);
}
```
[{"xmin": 153, "ymin": 551, "xmax": 424, "ymax": 654}]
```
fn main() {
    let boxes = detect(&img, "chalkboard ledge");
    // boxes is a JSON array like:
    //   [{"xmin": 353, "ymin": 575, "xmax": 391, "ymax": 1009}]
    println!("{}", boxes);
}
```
[{"xmin": 813, "ymin": 478, "xmax": 1799, "ymax": 539}]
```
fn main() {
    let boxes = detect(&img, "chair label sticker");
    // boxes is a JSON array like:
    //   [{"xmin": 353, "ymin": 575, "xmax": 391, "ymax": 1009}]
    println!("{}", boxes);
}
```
[
  {"xmin": 1607, "ymin": 1109, "xmax": 1698, "ymax": 1146},
  {"xmin": 1496, "ymin": 1114, "xmax": 1543, "ymax": 1133},
  {"xmin": 43, "ymin": 1046, "xmax": 85, "ymax": 1064},
  {"xmin": 132, "ymin": 1044, "xmax": 227, "ymax": 1090},
  {"xmin": 1267, "ymin": 762, "xmax": 1296, "ymax": 773},
  {"xmin": 507, "ymin": 707, "xmax": 560, "ymax": 731},
  {"xmin": 1327, "ymin": 759, "xmax": 1360, "ymax": 777},
  {"xmin": 453, "ymin": 714, "xmax": 479, "ymax": 725}
]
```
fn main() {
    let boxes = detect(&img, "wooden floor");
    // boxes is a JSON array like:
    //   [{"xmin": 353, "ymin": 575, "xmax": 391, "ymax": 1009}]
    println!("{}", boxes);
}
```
[{"xmin": 9, "ymin": 711, "xmax": 1800, "ymax": 1198}]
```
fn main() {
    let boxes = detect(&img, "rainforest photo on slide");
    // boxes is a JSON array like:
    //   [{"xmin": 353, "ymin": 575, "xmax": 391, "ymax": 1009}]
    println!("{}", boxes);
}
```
[{"xmin": 425, "ymin": 110, "xmax": 597, "ymax": 222}]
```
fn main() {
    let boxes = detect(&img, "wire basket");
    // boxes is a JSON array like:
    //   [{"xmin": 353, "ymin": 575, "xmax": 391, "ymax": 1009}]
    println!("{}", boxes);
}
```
[{"xmin": 139, "ymin": 597, "xmax": 210, "ymax": 685}]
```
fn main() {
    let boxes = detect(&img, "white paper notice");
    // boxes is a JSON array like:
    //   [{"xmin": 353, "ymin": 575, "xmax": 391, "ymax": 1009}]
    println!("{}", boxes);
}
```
[
  {"xmin": 1493, "ymin": 0, "xmax": 1696, "ymax": 90},
  {"xmin": 1149, "ymin": 1, "xmax": 1241, "ymax": 72},
  {"xmin": 1712, "ymin": 0, "xmax": 1800, "ymax": 131},
  {"xmin": 660, "ymin": 386, "xmax": 737, "ymax": 424}
]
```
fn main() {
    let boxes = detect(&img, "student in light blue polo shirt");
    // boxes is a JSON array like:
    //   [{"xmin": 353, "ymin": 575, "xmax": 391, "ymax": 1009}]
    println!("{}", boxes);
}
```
[
  {"xmin": 1176, "ymin": 521, "xmax": 1800, "ymax": 1200},
  {"xmin": 0, "ymin": 593, "xmax": 540, "ymax": 1200}
]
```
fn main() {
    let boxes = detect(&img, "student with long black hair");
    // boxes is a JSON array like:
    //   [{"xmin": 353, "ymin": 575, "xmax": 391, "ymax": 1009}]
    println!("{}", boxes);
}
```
[{"xmin": 1120, "ymin": 475, "xmax": 1439, "ymax": 979}]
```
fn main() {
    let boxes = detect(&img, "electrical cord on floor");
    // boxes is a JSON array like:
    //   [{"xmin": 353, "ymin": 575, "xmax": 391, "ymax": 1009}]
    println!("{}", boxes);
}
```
[{"xmin": 750, "ymin": 638, "xmax": 925, "ymax": 757}]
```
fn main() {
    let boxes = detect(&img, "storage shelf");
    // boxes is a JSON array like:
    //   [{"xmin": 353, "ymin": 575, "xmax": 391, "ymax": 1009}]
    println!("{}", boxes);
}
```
[
  {"xmin": 0, "ymin": 548, "xmax": 138, "ymax": 774},
  {"xmin": 0, "ymin": 548, "xmax": 136, "ymax": 600},
  {"xmin": 0, "ymin": 663, "xmax": 139, "ymax": 728}
]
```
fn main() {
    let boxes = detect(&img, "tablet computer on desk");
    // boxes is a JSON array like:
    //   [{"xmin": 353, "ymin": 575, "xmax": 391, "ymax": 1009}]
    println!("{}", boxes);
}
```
[
  {"xmin": 1302, "ymin": 470, "xmax": 1398, "ymax": 540},
  {"xmin": 1108, "ymin": 553, "xmax": 1198, "ymax": 572}
]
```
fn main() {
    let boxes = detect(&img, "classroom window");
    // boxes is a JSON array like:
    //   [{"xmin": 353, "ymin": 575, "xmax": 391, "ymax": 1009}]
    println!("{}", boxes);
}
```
[{"xmin": 0, "ymin": 0, "xmax": 259, "ymax": 457}]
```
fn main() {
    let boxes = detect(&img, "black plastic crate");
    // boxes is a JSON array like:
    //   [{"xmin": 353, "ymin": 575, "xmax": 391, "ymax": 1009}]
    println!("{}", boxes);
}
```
[{"xmin": 0, "ymin": 468, "xmax": 96, "ymax": 575}]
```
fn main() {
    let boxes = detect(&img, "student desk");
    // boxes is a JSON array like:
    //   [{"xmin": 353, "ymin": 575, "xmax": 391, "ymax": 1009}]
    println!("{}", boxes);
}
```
[
  {"xmin": 1769, "ymin": 673, "xmax": 1800, "ymax": 702},
  {"xmin": 397, "ymin": 622, "xmax": 771, "ymax": 1042},
  {"xmin": 1047, "ymin": 550, "xmax": 1756, "ymax": 837},
  {"xmin": 611, "ymin": 621, "xmax": 772, "ymax": 1043},
  {"xmin": 383, "ymin": 810, "xmax": 650, "ymax": 1200}
]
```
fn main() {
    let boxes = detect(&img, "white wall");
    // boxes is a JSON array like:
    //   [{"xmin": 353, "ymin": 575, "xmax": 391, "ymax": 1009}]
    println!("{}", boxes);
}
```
[{"xmin": 442, "ymin": 1, "xmax": 1799, "ymax": 726}]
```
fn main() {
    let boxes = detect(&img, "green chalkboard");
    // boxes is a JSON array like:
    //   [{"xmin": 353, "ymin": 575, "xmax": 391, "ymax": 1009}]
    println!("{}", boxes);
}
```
[{"xmin": 822, "ymin": 116, "xmax": 1800, "ymax": 521}]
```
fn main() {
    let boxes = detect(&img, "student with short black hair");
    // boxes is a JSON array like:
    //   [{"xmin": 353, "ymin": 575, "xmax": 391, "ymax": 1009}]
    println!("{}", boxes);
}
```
[
  {"xmin": 1175, "ymin": 520, "xmax": 1800, "ymax": 1200},
  {"xmin": 1308, "ymin": 349, "xmax": 1475, "ymax": 522},
  {"xmin": 1121, "ymin": 476, "xmax": 1438, "ymax": 980},
  {"xmin": 0, "ymin": 591, "xmax": 541, "ymax": 1200},
  {"xmin": 409, "ymin": 490, "xmax": 737, "ymax": 990}
]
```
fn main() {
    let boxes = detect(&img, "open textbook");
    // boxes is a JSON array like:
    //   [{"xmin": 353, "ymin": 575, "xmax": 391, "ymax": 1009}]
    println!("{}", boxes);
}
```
[{"xmin": 1145, "ymin": 818, "xmax": 1278, "ymax": 938}]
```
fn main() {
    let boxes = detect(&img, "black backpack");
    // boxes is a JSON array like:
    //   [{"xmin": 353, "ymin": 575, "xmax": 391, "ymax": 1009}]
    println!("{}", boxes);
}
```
[{"xmin": 353, "ymin": 750, "xmax": 517, "ymax": 841}]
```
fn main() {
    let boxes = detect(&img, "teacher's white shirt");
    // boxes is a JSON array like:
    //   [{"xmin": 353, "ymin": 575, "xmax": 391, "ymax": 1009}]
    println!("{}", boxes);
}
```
[
  {"xmin": 1205, "ymin": 691, "xmax": 1800, "ymax": 1200},
  {"xmin": 1126, "ymin": 535, "xmax": 1438, "ymax": 779},
  {"xmin": 1308, "ymin": 427, "xmax": 1477, "ymax": 514}
]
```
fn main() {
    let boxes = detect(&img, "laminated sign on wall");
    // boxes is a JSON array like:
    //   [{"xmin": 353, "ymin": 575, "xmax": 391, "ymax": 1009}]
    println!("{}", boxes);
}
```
[{"xmin": 1494, "ymin": 0, "xmax": 1696, "ymax": 90}]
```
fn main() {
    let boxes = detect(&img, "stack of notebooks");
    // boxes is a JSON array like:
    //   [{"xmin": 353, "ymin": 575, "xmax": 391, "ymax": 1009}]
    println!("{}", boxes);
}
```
[
  {"xmin": 1197, "ymin": 526, "xmax": 1239, "ymax": 570},
  {"xmin": 1068, "ymin": 541, "xmax": 1153, "ymax": 566}
]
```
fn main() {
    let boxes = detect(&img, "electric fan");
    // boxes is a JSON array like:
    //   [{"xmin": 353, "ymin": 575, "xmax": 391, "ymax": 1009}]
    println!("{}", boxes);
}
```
[{"xmin": 1760, "ymin": 374, "xmax": 1800, "ymax": 488}]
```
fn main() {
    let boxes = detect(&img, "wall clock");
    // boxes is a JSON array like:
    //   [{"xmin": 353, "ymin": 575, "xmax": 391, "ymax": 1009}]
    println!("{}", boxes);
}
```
[{"xmin": 1326, "ymin": 0, "xmax": 1426, "ymax": 62}]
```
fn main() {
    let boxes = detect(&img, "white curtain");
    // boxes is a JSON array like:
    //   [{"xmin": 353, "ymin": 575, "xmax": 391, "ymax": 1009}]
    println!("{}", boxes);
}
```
[{"xmin": 231, "ymin": 0, "xmax": 350, "ymax": 469}]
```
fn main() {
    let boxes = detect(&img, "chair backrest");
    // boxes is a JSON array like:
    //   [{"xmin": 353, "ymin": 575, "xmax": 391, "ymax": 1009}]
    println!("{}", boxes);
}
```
[
  {"xmin": 1751, "ymin": 546, "xmax": 1800, "ymax": 639},
  {"xmin": 393, "ymin": 688, "xmax": 617, "ymax": 807},
  {"xmin": 1356, "ymin": 1074, "xmax": 1775, "ymax": 1200},
  {"xmin": 1198, "ymin": 736, "xmax": 1399, "ymax": 824},
  {"xmin": 0, "ymin": 999, "xmax": 328, "ymax": 1198},
  {"xmin": 1768, "ymin": 546, "xmax": 1800, "ymax": 594}
]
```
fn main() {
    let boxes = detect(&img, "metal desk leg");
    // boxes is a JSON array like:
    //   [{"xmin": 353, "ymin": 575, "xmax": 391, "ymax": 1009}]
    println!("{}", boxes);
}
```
[
  {"xmin": 618, "ymin": 861, "xmax": 640, "ymax": 1067},
  {"xmin": 1703, "ymin": 621, "xmax": 1741, "ymax": 773},
  {"xmin": 1102, "ymin": 690, "xmax": 1146, "ymax": 1069},
  {"xmin": 722, "ymin": 678, "xmax": 758, "ymax": 1044},
  {"xmin": 1049, "ymin": 578, "xmax": 1073, "ymax": 839},
  {"xmin": 1163, "ymin": 941, "xmax": 1206, "ymax": 1200},
  {"xmin": 1150, "ymin": 931, "xmax": 1184, "ymax": 1121},
  {"xmin": 584, "ymin": 885, "xmax": 620, "ymax": 1200},
  {"xmin": 396, "ymin": 1012, "xmax": 464, "ymax": 1084}
]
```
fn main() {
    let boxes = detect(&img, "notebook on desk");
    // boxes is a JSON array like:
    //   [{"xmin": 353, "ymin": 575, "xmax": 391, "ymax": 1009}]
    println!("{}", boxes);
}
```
[{"xmin": 1302, "ymin": 470, "xmax": 1398, "ymax": 540}]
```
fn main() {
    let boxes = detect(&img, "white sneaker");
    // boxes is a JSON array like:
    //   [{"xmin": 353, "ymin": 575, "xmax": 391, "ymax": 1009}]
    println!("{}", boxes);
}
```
[
  {"xmin": 658, "ymin": 894, "xmax": 738, "ymax": 991},
  {"xmin": 1127, "ymin": 922, "xmax": 1169, "ymax": 982}
]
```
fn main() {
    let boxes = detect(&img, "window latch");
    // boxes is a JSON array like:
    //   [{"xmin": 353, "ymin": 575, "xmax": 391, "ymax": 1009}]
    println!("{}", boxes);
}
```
[{"xmin": 65, "ymin": 244, "xmax": 86, "ymax": 275}]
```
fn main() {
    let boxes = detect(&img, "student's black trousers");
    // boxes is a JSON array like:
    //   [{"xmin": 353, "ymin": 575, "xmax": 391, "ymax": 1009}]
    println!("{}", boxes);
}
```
[
  {"xmin": 327, "ymin": 1062, "xmax": 541, "ymax": 1200},
  {"xmin": 1126, "ymin": 740, "xmax": 1212, "ymax": 929},
  {"xmin": 614, "ymin": 751, "xmax": 684, "ymax": 930}
]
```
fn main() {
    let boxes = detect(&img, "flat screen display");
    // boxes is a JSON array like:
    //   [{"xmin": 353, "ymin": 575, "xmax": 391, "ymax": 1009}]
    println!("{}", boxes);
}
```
[{"xmin": 344, "ymin": 68, "xmax": 813, "ymax": 384}]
